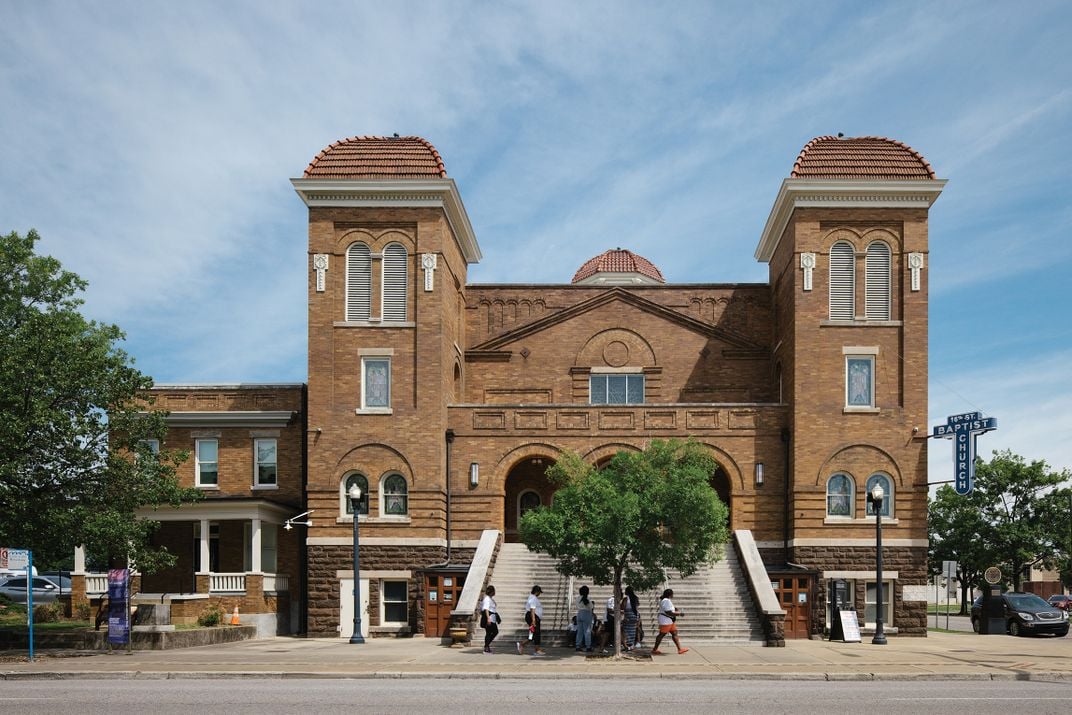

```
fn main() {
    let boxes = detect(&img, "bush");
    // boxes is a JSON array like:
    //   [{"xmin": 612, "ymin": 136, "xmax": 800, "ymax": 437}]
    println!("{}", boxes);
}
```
[
  {"xmin": 197, "ymin": 605, "xmax": 225, "ymax": 627},
  {"xmin": 74, "ymin": 601, "xmax": 91, "ymax": 621},
  {"xmin": 33, "ymin": 601, "xmax": 64, "ymax": 623}
]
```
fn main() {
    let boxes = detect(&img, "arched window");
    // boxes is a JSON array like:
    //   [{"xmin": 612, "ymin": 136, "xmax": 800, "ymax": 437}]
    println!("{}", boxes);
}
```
[
  {"xmin": 826, "ymin": 473, "xmax": 854, "ymax": 517},
  {"xmin": 341, "ymin": 473, "xmax": 369, "ymax": 516},
  {"xmin": 382, "ymin": 243, "xmax": 408, "ymax": 321},
  {"xmin": 518, "ymin": 490, "xmax": 541, "ymax": 525},
  {"xmin": 382, "ymin": 473, "xmax": 408, "ymax": 516},
  {"xmin": 865, "ymin": 473, "xmax": 893, "ymax": 517},
  {"xmin": 865, "ymin": 241, "xmax": 891, "ymax": 320},
  {"xmin": 829, "ymin": 241, "xmax": 855, "ymax": 320},
  {"xmin": 345, "ymin": 243, "xmax": 372, "ymax": 321}
]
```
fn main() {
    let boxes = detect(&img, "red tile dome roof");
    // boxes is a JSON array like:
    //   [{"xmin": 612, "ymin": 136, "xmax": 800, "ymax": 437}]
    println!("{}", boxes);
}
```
[
  {"xmin": 572, "ymin": 248, "xmax": 666, "ymax": 284},
  {"xmin": 304, "ymin": 135, "xmax": 447, "ymax": 179},
  {"xmin": 791, "ymin": 136, "xmax": 935, "ymax": 180}
]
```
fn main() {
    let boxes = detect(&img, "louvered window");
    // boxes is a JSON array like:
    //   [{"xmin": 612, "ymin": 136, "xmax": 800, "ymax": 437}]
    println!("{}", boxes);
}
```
[
  {"xmin": 865, "ymin": 241, "xmax": 891, "ymax": 320},
  {"xmin": 382, "ymin": 243, "xmax": 408, "ymax": 321},
  {"xmin": 829, "ymin": 241, "xmax": 855, "ymax": 320},
  {"xmin": 345, "ymin": 243, "xmax": 372, "ymax": 321}
]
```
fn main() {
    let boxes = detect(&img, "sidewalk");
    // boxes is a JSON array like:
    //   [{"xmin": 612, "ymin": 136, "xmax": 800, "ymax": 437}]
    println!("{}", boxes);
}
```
[{"xmin": 2, "ymin": 630, "xmax": 1070, "ymax": 681}]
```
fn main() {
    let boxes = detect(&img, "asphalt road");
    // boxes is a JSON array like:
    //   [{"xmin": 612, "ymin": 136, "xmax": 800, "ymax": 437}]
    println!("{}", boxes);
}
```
[{"xmin": 3, "ymin": 679, "xmax": 1072, "ymax": 714}]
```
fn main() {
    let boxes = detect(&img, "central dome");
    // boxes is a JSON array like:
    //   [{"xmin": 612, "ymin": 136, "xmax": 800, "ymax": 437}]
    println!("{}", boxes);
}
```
[{"xmin": 572, "ymin": 248, "xmax": 665, "ymax": 285}]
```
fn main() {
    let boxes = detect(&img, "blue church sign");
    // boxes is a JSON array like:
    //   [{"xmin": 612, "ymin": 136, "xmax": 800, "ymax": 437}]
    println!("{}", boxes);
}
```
[{"xmin": 933, "ymin": 412, "xmax": 997, "ymax": 495}]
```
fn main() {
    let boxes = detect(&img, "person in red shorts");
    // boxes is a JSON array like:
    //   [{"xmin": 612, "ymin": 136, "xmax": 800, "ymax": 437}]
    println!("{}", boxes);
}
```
[{"xmin": 651, "ymin": 588, "xmax": 688, "ymax": 655}]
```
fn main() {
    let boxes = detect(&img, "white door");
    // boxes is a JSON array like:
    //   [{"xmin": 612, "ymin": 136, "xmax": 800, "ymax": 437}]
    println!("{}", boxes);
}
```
[{"xmin": 339, "ymin": 578, "xmax": 370, "ymax": 639}]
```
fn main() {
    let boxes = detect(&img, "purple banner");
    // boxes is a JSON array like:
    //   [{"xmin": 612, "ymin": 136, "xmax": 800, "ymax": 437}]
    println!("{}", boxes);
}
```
[{"xmin": 107, "ymin": 569, "xmax": 129, "ymax": 645}]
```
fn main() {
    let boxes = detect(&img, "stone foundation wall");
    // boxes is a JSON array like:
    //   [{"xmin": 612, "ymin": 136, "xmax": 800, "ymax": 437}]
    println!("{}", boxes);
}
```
[
  {"xmin": 788, "ymin": 545, "xmax": 927, "ymax": 636},
  {"xmin": 307, "ymin": 544, "xmax": 476, "ymax": 637}
]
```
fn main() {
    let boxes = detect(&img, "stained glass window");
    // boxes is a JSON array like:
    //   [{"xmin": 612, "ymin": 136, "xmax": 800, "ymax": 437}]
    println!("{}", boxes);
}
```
[
  {"xmin": 826, "ymin": 473, "xmax": 854, "ymax": 517},
  {"xmin": 383, "ymin": 474, "xmax": 408, "ymax": 515},
  {"xmin": 846, "ymin": 357, "xmax": 874, "ymax": 407},
  {"xmin": 363, "ymin": 358, "xmax": 390, "ymax": 408}
]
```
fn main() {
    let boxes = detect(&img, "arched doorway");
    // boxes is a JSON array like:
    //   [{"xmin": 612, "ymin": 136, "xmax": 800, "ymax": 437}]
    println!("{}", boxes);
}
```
[
  {"xmin": 503, "ymin": 456, "xmax": 556, "ymax": 542},
  {"xmin": 710, "ymin": 465, "xmax": 732, "ymax": 524}
]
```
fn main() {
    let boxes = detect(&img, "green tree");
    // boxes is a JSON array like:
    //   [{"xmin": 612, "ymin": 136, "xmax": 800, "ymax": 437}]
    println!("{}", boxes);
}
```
[
  {"xmin": 975, "ymin": 451, "xmax": 1070, "ymax": 591},
  {"xmin": 519, "ymin": 439, "xmax": 729, "ymax": 655},
  {"xmin": 0, "ymin": 229, "xmax": 197, "ymax": 571},
  {"xmin": 929, "ymin": 485, "xmax": 991, "ymax": 613}
]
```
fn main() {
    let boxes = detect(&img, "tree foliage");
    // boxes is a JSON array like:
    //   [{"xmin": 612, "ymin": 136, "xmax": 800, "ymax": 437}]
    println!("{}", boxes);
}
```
[
  {"xmin": 519, "ymin": 439, "xmax": 729, "ymax": 654},
  {"xmin": 0, "ymin": 229, "xmax": 198, "ymax": 570},
  {"xmin": 929, "ymin": 449, "xmax": 1071, "ymax": 596}
]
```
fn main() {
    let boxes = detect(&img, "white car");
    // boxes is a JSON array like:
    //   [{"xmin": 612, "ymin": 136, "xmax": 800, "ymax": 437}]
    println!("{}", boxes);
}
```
[{"xmin": 0, "ymin": 575, "xmax": 61, "ymax": 604}]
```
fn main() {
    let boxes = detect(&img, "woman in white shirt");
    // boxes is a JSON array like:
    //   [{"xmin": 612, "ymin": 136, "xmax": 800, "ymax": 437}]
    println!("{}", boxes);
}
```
[
  {"xmin": 481, "ymin": 585, "xmax": 499, "ymax": 654},
  {"xmin": 517, "ymin": 584, "xmax": 545, "ymax": 656},
  {"xmin": 575, "ymin": 584, "xmax": 596, "ymax": 652},
  {"xmin": 652, "ymin": 588, "xmax": 688, "ymax": 655}
]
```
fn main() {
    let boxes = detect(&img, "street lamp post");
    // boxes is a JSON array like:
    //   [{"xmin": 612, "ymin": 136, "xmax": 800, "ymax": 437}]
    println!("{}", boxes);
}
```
[
  {"xmin": 348, "ymin": 484, "xmax": 365, "ymax": 644},
  {"xmin": 869, "ymin": 483, "xmax": 887, "ymax": 645}
]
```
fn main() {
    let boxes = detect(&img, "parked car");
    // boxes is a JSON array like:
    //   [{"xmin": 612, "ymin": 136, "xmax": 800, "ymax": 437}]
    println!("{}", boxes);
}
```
[
  {"xmin": 1048, "ymin": 594, "xmax": 1072, "ymax": 611},
  {"xmin": 0, "ymin": 575, "xmax": 62, "ymax": 604},
  {"xmin": 971, "ymin": 592, "xmax": 1070, "ymax": 637}
]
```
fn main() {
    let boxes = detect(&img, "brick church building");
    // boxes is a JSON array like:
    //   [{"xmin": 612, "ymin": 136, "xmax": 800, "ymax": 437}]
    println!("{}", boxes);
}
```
[{"xmin": 98, "ymin": 134, "xmax": 943, "ymax": 641}]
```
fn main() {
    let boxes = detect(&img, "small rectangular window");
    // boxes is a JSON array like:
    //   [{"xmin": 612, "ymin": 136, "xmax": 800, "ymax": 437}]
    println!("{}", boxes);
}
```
[
  {"xmin": 590, "ymin": 373, "xmax": 644, "ymax": 405},
  {"xmin": 845, "ymin": 356, "xmax": 875, "ymax": 408},
  {"xmin": 382, "ymin": 580, "xmax": 408, "ymax": 623},
  {"xmin": 362, "ymin": 358, "xmax": 391, "ymax": 409},
  {"xmin": 254, "ymin": 438, "xmax": 277, "ymax": 486},
  {"xmin": 864, "ymin": 581, "xmax": 893, "ymax": 628},
  {"xmin": 195, "ymin": 439, "xmax": 218, "ymax": 487}
]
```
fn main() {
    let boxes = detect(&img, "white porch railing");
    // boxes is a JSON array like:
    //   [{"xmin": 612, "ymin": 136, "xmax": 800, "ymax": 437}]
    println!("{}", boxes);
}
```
[
  {"xmin": 209, "ymin": 572, "xmax": 246, "ymax": 593},
  {"xmin": 85, "ymin": 573, "xmax": 108, "ymax": 595},
  {"xmin": 263, "ymin": 573, "xmax": 289, "ymax": 593}
]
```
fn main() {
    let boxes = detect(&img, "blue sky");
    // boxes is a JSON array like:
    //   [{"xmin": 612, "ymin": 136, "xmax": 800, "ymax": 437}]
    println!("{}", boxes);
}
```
[{"xmin": 2, "ymin": 1, "xmax": 1069, "ymax": 480}]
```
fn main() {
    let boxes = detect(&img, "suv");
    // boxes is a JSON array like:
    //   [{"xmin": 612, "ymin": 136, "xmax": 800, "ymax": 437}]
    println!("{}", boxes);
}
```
[
  {"xmin": 972, "ymin": 592, "xmax": 1070, "ymax": 637},
  {"xmin": 1048, "ymin": 594, "xmax": 1072, "ymax": 612}
]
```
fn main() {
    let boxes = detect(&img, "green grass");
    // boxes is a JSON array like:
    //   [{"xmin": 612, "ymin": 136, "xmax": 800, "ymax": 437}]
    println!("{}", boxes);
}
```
[
  {"xmin": 926, "ymin": 604, "xmax": 968, "ymax": 615},
  {"xmin": 0, "ymin": 619, "xmax": 92, "ymax": 631}
]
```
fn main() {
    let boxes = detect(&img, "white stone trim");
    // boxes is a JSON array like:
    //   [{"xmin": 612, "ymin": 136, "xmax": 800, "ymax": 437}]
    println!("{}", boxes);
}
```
[
  {"xmin": 308, "ymin": 537, "xmax": 481, "ymax": 547},
  {"xmin": 291, "ymin": 178, "xmax": 482, "ymax": 263},
  {"xmin": 760, "ymin": 538, "xmax": 928, "ymax": 547},
  {"xmin": 823, "ymin": 517, "xmax": 899, "ymax": 526},
  {"xmin": 358, "ymin": 347, "xmax": 395, "ymax": 356},
  {"xmin": 908, "ymin": 252, "xmax": 924, "ymax": 291},
  {"xmin": 842, "ymin": 346, "xmax": 880, "ymax": 355},
  {"xmin": 754, "ymin": 178, "xmax": 946, "ymax": 262},
  {"xmin": 336, "ymin": 569, "xmax": 412, "ymax": 579},
  {"xmin": 168, "ymin": 412, "xmax": 295, "ymax": 428},
  {"xmin": 800, "ymin": 252, "xmax": 816, "ymax": 291},
  {"xmin": 902, "ymin": 585, "xmax": 930, "ymax": 602},
  {"xmin": 822, "ymin": 570, "xmax": 899, "ymax": 580}
]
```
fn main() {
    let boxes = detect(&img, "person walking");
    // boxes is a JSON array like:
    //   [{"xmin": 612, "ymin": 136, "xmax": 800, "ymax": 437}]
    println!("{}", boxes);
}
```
[
  {"xmin": 622, "ymin": 585, "xmax": 640, "ymax": 650},
  {"xmin": 575, "ymin": 584, "xmax": 596, "ymax": 652},
  {"xmin": 651, "ymin": 588, "xmax": 688, "ymax": 655},
  {"xmin": 480, "ymin": 585, "xmax": 499, "ymax": 654},
  {"xmin": 517, "ymin": 584, "xmax": 546, "ymax": 656}
]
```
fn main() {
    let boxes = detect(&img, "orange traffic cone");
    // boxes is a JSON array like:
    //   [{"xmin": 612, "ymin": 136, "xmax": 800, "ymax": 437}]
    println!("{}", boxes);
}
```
[{"xmin": 230, "ymin": 605, "xmax": 240, "ymax": 625}]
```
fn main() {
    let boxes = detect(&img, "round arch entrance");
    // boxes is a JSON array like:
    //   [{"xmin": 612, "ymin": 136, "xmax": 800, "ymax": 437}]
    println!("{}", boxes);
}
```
[
  {"xmin": 503, "ymin": 456, "xmax": 556, "ymax": 542},
  {"xmin": 711, "ymin": 465, "xmax": 732, "ymax": 524}
]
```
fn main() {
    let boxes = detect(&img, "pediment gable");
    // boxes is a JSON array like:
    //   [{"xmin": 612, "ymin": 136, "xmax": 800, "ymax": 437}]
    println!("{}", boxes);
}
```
[{"xmin": 467, "ymin": 288, "xmax": 766, "ymax": 357}]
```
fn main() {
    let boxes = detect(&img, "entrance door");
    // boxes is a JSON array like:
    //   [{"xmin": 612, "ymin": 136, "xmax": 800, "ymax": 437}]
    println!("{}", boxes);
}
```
[
  {"xmin": 424, "ymin": 572, "xmax": 466, "ymax": 638},
  {"xmin": 339, "ymin": 577, "xmax": 369, "ymax": 639},
  {"xmin": 773, "ymin": 575, "xmax": 812, "ymax": 638}
]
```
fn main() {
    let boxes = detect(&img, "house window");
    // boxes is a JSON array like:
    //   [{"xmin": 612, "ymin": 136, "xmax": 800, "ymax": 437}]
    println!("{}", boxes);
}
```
[
  {"xmin": 865, "ymin": 473, "xmax": 893, "ymax": 517},
  {"xmin": 362, "ymin": 357, "xmax": 391, "ymax": 409},
  {"xmin": 195, "ymin": 439, "xmax": 218, "ymax": 487},
  {"xmin": 136, "ymin": 439, "xmax": 160, "ymax": 464},
  {"xmin": 845, "ymin": 355, "xmax": 875, "ymax": 408},
  {"xmin": 864, "ymin": 580, "xmax": 894, "ymax": 628},
  {"xmin": 829, "ymin": 241, "xmax": 855, "ymax": 320},
  {"xmin": 826, "ymin": 473, "xmax": 854, "ymax": 517},
  {"xmin": 590, "ymin": 373, "xmax": 644, "ymax": 405},
  {"xmin": 254, "ymin": 439, "xmax": 277, "ymax": 486},
  {"xmin": 342, "ymin": 473, "xmax": 369, "ymax": 516},
  {"xmin": 382, "ymin": 474, "xmax": 408, "ymax": 516},
  {"xmin": 381, "ymin": 242, "xmax": 408, "ymax": 321},
  {"xmin": 345, "ymin": 242, "xmax": 372, "ymax": 321},
  {"xmin": 865, "ymin": 241, "xmax": 891, "ymax": 320},
  {"xmin": 382, "ymin": 580, "xmax": 408, "ymax": 624}
]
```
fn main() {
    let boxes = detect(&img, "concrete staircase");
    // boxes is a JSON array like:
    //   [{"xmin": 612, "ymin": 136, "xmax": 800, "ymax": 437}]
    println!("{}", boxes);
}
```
[{"xmin": 489, "ymin": 541, "xmax": 765, "ymax": 646}]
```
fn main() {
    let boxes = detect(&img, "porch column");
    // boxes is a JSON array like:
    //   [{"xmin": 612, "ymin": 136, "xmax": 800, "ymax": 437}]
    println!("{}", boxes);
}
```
[
  {"xmin": 198, "ymin": 518, "xmax": 210, "ymax": 574},
  {"xmin": 73, "ymin": 545, "xmax": 86, "ymax": 574},
  {"xmin": 250, "ymin": 518, "xmax": 263, "ymax": 573}
]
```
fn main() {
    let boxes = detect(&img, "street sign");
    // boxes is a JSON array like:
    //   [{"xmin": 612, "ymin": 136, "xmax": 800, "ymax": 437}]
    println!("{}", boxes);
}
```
[
  {"xmin": 942, "ymin": 560, "xmax": 958, "ymax": 580},
  {"xmin": 0, "ymin": 547, "xmax": 30, "ymax": 570},
  {"xmin": 933, "ymin": 412, "xmax": 997, "ymax": 495}
]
